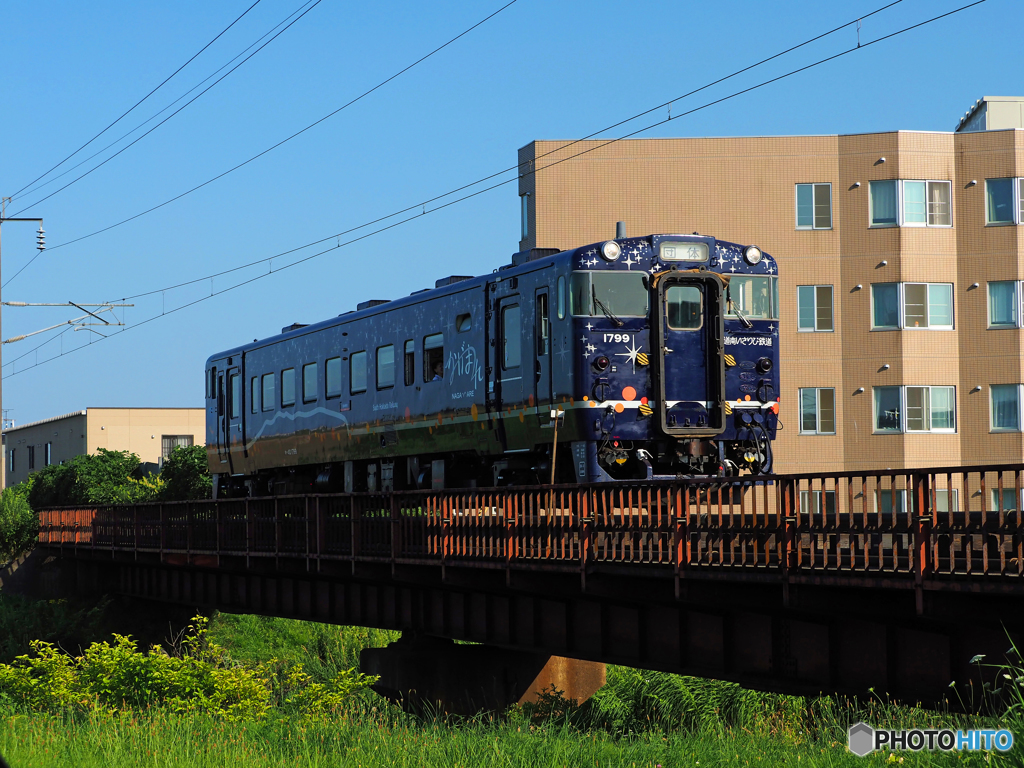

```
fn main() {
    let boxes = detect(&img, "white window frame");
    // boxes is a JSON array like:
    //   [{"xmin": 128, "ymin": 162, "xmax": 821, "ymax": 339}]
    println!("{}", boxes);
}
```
[
  {"xmin": 991, "ymin": 487, "xmax": 1021, "ymax": 513},
  {"xmin": 987, "ymin": 281, "xmax": 1021, "ymax": 329},
  {"xmin": 984, "ymin": 178, "xmax": 1023, "ymax": 226},
  {"xmin": 870, "ymin": 283, "xmax": 954, "ymax": 330},
  {"xmin": 799, "ymin": 387, "xmax": 836, "ymax": 435},
  {"xmin": 869, "ymin": 179, "xmax": 953, "ymax": 228},
  {"xmin": 796, "ymin": 285, "xmax": 834, "ymax": 332},
  {"xmin": 795, "ymin": 183, "xmax": 832, "ymax": 230},
  {"xmin": 872, "ymin": 385, "xmax": 956, "ymax": 434},
  {"xmin": 990, "ymin": 383, "xmax": 1023, "ymax": 432},
  {"xmin": 800, "ymin": 489, "xmax": 836, "ymax": 515}
]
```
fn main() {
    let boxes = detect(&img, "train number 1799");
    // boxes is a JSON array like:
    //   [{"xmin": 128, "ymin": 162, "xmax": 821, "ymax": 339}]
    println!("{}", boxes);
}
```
[{"xmin": 602, "ymin": 333, "xmax": 632, "ymax": 343}]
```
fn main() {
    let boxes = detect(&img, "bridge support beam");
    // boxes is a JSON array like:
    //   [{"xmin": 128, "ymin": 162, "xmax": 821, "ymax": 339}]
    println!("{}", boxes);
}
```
[{"xmin": 360, "ymin": 633, "xmax": 606, "ymax": 716}]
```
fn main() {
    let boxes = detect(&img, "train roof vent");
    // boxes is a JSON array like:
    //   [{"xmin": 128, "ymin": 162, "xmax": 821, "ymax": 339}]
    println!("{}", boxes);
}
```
[
  {"xmin": 511, "ymin": 247, "xmax": 561, "ymax": 267},
  {"xmin": 356, "ymin": 299, "xmax": 389, "ymax": 311},
  {"xmin": 435, "ymin": 275, "xmax": 473, "ymax": 288},
  {"xmin": 339, "ymin": 310, "xmax": 355, "ymax": 315},
  {"xmin": 410, "ymin": 288, "xmax": 431, "ymax": 295},
  {"xmin": 281, "ymin": 322, "xmax": 308, "ymax": 334}
]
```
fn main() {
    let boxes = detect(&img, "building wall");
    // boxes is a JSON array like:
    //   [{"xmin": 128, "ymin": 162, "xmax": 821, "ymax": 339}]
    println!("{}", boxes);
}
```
[
  {"xmin": 85, "ymin": 408, "xmax": 205, "ymax": 468},
  {"xmin": 4, "ymin": 408, "xmax": 204, "ymax": 488},
  {"xmin": 519, "ymin": 129, "xmax": 1024, "ymax": 473},
  {"xmin": 4, "ymin": 412, "xmax": 87, "ymax": 487}
]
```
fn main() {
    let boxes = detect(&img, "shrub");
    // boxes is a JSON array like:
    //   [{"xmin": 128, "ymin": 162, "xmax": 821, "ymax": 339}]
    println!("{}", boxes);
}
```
[
  {"xmin": 0, "ymin": 481, "xmax": 37, "ymax": 561},
  {"xmin": 28, "ymin": 449, "xmax": 160, "ymax": 508},
  {"xmin": 0, "ymin": 614, "xmax": 376, "ymax": 721},
  {"xmin": 160, "ymin": 445, "xmax": 212, "ymax": 501}
]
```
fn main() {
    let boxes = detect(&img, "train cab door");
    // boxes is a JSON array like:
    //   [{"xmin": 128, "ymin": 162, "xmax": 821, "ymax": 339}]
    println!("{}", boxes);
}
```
[
  {"xmin": 214, "ymin": 367, "xmax": 229, "ymax": 467},
  {"xmin": 655, "ymin": 273, "xmax": 726, "ymax": 436},
  {"xmin": 224, "ymin": 366, "xmax": 242, "ymax": 474},
  {"xmin": 534, "ymin": 288, "xmax": 551, "ymax": 407}
]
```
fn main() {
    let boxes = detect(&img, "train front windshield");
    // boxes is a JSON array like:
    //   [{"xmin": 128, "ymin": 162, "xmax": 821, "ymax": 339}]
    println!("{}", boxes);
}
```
[
  {"xmin": 570, "ymin": 272, "xmax": 649, "ymax": 317},
  {"xmin": 725, "ymin": 276, "xmax": 779, "ymax": 320}
]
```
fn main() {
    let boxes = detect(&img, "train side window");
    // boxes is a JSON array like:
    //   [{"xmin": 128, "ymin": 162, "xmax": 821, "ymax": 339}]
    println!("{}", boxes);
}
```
[
  {"xmin": 350, "ymin": 351, "xmax": 367, "ymax": 394},
  {"xmin": 229, "ymin": 373, "xmax": 241, "ymax": 419},
  {"xmin": 302, "ymin": 362, "xmax": 318, "ymax": 403},
  {"xmin": 207, "ymin": 367, "xmax": 217, "ymax": 399},
  {"xmin": 281, "ymin": 368, "xmax": 295, "ymax": 407},
  {"xmin": 326, "ymin": 357, "xmax": 342, "ymax": 398},
  {"xmin": 377, "ymin": 345, "xmax": 395, "ymax": 389},
  {"xmin": 250, "ymin": 377, "xmax": 259, "ymax": 414},
  {"xmin": 404, "ymin": 340, "xmax": 414, "ymax": 386},
  {"xmin": 261, "ymin": 374, "xmax": 275, "ymax": 412},
  {"xmin": 666, "ymin": 286, "xmax": 703, "ymax": 330},
  {"xmin": 557, "ymin": 275, "xmax": 566, "ymax": 320},
  {"xmin": 423, "ymin": 333, "xmax": 444, "ymax": 382},
  {"xmin": 502, "ymin": 304, "xmax": 521, "ymax": 369},
  {"xmin": 536, "ymin": 293, "xmax": 549, "ymax": 355},
  {"xmin": 456, "ymin": 313, "xmax": 472, "ymax": 332}
]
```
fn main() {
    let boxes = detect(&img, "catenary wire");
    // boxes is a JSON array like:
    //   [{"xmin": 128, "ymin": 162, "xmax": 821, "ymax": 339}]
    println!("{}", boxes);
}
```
[
  {"xmin": 10, "ymin": 0, "xmax": 265, "ymax": 201},
  {"xmin": 32, "ymin": 0, "xmax": 902, "ymax": 267},
  {"xmin": 11, "ymin": 0, "xmax": 318, "ymax": 206},
  {"xmin": 4, "ymin": 0, "xmax": 521, "ymax": 291},
  {"xmin": 2, "ymin": 0, "xmax": 987, "ymax": 379},
  {"xmin": 6, "ymin": 0, "xmax": 325, "ymax": 219}
]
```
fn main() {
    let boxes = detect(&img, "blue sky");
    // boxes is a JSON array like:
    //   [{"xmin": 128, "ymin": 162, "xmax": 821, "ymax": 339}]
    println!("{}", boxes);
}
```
[{"xmin": 0, "ymin": 0, "xmax": 1019, "ymax": 426}]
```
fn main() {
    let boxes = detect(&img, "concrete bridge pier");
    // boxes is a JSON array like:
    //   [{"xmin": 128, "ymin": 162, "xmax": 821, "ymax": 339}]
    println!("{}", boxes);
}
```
[{"xmin": 360, "ymin": 633, "xmax": 606, "ymax": 717}]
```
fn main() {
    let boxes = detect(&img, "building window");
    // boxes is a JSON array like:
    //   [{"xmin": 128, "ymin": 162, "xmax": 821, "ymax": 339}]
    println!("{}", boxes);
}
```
[
  {"xmin": 302, "ymin": 362, "xmax": 317, "ymax": 403},
  {"xmin": 261, "ymin": 373, "xmax": 275, "ymax": 412},
  {"xmin": 800, "ymin": 489, "xmax": 836, "ymax": 515},
  {"xmin": 281, "ymin": 368, "xmax": 295, "ymax": 407},
  {"xmin": 28, "ymin": 445, "xmax": 35, "ymax": 471},
  {"xmin": 991, "ymin": 384, "xmax": 1021, "ymax": 431},
  {"xmin": 986, "ymin": 178, "xmax": 1024, "ymax": 225},
  {"xmin": 988, "ymin": 282, "xmax": 1019, "ymax": 327},
  {"xmin": 161, "ymin": 435, "xmax": 193, "ymax": 459},
  {"xmin": 44, "ymin": 443, "xmax": 51, "ymax": 467},
  {"xmin": 423, "ymin": 333, "xmax": 444, "ymax": 382},
  {"xmin": 9, "ymin": 448, "xmax": 14, "ymax": 473},
  {"xmin": 871, "ymin": 283, "xmax": 953, "ymax": 330},
  {"xmin": 520, "ymin": 193, "xmax": 530, "ymax": 239},
  {"xmin": 934, "ymin": 489, "xmax": 958, "ymax": 513},
  {"xmin": 797, "ymin": 285, "xmax": 833, "ymax": 331},
  {"xmin": 870, "ymin": 180, "xmax": 952, "ymax": 227},
  {"xmin": 991, "ymin": 488, "xmax": 1020, "ymax": 512},
  {"xmin": 350, "ymin": 352, "xmax": 367, "ymax": 394},
  {"xmin": 799, "ymin": 388, "xmax": 835, "ymax": 434},
  {"xmin": 376, "ymin": 345, "xmax": 395, "ymax": 389},
  {"xmin": 873, "ymin": 386, "xmax": 955, "ymax": 433},
  {"xmin": 795, "ymin": 183, "xmax": 832, "ymax": 229}
]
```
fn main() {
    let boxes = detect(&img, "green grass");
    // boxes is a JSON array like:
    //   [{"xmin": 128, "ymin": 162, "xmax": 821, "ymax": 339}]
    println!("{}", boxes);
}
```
[{"xmin": 1, "ymin": 605, "xmax": 1021, "ymax": 767}]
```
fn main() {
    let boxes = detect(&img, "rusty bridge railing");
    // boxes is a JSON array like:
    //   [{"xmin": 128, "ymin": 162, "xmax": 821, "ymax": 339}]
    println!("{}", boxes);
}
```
[{"xmin": 37, "ymin": 464, "xmax": 1024, "ymax": 596}]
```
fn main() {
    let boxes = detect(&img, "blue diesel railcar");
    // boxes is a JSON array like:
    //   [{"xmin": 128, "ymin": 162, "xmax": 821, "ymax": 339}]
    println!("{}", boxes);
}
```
[{"xmin": 206, "ymin": 233, "xmax": 780, "ymax": 495}]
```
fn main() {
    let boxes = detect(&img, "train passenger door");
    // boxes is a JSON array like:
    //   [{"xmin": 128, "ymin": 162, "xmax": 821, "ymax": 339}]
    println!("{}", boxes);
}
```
[
  {"xmin": 496, "ymin": 295, "xmax": 523, "ymax": 408},
  {"xmin": 225, "ymin": 366, "xmax": 242, "ymax": 473},
  {"xmin": 534, "ymin": 288, "xmax": 551, "ymax": 406},
  {"xmin": 215, "ymin": 367, "xmax": 229, "ymax": 466},
  {"xmin": 655, "ymin": 273, "xmax": 725, "ymax": 435}
]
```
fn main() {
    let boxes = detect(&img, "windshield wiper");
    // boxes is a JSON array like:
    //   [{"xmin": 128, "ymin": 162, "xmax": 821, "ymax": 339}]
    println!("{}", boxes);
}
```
[
  {"xmin": 732, "ymin": 304, "xmax": 753, "ymax": 329},
  {"xmin": 592, "ymin": 287, "xmax": 624, "ymax": 327}
]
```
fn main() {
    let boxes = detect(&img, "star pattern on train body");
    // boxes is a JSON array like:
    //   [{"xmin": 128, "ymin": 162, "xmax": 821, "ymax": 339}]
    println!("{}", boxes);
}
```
[
  {"xmin": 614, "ymin": 339, "xmax": 644, "ymax": 373},
  {"xmin": 583, "ymin": 343, "xmax": 596, "ymax": 358}
]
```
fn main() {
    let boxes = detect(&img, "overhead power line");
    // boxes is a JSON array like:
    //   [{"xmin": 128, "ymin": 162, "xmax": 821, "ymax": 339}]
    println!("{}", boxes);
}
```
[
  {"xmin": 2, "ymin": 0, "xmax": 987, "ymax": 380},
  {"xmin": 6, "ymin": 0, "xmax": 325, "ymax": 219},
  {"xmin": 11, "ymin": 0, "xmax": 522, "ymax": 268},
  {"xmin": 10, "ymin": 0, "xmax": 265, "ymax": 201}
]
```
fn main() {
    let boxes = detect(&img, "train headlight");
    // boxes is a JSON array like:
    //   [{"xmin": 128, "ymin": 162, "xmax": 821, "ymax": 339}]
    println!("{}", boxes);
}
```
[
  {"xmin": 743, "ymin": 245, "xmax": 762, "ymax": 265},
  {"xmin": 601, "ymin": 241, "xmax": 621, "ymax": 261},
  {"xmin": 593, "ymin": 355, "xmax": 610, "ymax": 371}
]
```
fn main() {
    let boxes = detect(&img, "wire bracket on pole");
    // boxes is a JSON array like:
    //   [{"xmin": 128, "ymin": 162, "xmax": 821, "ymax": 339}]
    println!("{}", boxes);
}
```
[{"xmin": 0, "ymin": 301, "xmax": 134, "ymax": 345}]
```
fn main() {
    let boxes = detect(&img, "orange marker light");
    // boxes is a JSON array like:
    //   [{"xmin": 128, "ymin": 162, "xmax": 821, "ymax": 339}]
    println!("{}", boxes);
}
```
[{"xmin": 622, "ymin": 386, "xmax": 637, "ymax": 401}]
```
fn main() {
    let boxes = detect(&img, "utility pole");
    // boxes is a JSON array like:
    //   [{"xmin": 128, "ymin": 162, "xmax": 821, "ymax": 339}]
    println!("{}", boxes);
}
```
[{"xmin": 0, "ymin": 197, "xmax": 45, "ymax": 488}]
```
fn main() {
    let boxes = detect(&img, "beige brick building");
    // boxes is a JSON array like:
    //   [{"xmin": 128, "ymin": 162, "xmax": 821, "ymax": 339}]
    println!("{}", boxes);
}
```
[
  {"xmin": 518, "ymin": 97, "xmax": 1024, "ymax": 474},
  {"xmin": 3, "ymin": 407, "xmax": 204, "ymax": 487}
]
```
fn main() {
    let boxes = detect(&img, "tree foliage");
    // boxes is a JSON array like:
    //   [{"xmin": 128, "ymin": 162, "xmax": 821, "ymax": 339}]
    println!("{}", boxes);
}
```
[
  {"xmin": 0, "ymin": 479, "xmax": 37, "ymax": 561},
  {"xmin": 160, "ymin": 445, "xmax": 213, "ymax": 501}
]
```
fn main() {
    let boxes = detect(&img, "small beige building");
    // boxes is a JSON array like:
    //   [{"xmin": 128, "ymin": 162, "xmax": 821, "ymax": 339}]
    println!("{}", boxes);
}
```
[{"xmin": 3, "ymin": 407, "xmax": 204, "ymax": 488}]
